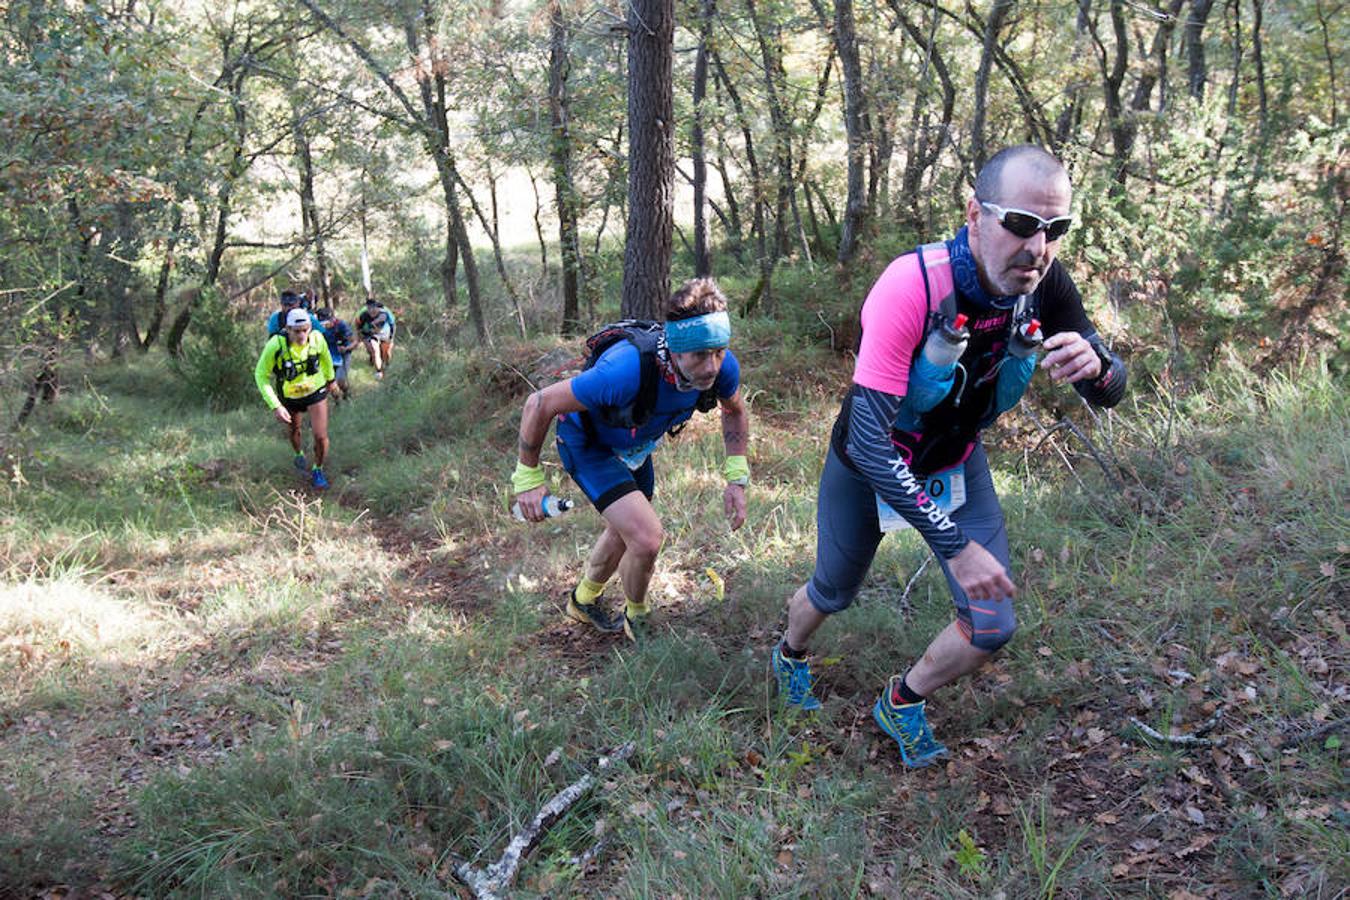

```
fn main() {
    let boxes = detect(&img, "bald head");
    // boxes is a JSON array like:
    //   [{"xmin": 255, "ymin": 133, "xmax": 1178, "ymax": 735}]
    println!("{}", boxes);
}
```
[{"xmin": 974, "ymin": 145, "xmax": 1068, "ymax": 205}]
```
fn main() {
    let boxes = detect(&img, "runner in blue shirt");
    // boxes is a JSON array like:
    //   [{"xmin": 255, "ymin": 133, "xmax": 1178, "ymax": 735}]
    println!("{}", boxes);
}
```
[
  {"xmin": 266, "ymin": 290, "xmax": 321, "ymax": 336},
  {"xmin": 511, "ymin": 278, "xmax": 752, "ymax": 643},
  {"xmin": 317, "ymin": 307, "xmax": 358, "ymax": 400}
]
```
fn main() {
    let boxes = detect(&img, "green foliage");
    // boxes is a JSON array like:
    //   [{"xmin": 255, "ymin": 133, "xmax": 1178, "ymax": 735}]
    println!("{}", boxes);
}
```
[
  {"xmin": 170, "ymin": 288, "xmax": 260, "ymax": 411},
  {"xmin": 953, "ymin": 828, "xmax": 989, "ymax": 881}
]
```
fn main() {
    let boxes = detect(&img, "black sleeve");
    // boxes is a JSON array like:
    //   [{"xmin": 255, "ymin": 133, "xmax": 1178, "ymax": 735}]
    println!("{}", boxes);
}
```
[
  {"xmin": 1036, "ymin": 261, "xmax": 1094, "ymax": 338},
  {"xmin": 843, "ymin": 385, "xmax": 970, "ymax": 560},
  {"xmin": 1037, "ymin": 260, "xmax": 1128, "ymax": 408},
  {"xmin": 1074, "ymin": 337, "xmax": 1128, "ymax": 408}
]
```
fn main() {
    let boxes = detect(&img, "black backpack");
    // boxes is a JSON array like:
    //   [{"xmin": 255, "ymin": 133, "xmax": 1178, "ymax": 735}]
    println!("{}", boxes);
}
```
[{"xmin": 579, "ymin": 320, "xmax": 717, "ymax": 438}]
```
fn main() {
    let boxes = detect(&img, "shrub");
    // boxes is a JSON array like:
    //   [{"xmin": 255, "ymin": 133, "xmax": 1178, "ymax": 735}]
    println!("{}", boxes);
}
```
[{"xmin": 171, "ymin": 287, "xmax": 259, "ymax": 411}]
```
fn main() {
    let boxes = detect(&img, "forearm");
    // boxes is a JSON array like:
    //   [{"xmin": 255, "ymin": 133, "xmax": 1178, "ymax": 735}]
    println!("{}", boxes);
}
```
[
  {"xmin": 720, "ymin": 406, "xmax": 749, "ymax": 457},
  {"xmin": 517, "ymin": 391, "xmax": 553, "ymax": 467},
  {"xmin": 844, "ymin": 386, "xmax": 969, "ymax": 559}
]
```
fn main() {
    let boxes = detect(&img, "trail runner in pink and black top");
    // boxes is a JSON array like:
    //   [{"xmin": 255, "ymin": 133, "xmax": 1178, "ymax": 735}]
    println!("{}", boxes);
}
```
[{"xmin": 770, "ymin": 145, "xmax": 1127, "ymax": 768}]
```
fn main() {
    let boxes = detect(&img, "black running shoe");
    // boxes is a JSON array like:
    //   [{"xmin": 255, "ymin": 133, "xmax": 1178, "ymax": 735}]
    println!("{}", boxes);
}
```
[{"xmin": 565, "ymin": 590, "xmax": 622, "ymax": 633}]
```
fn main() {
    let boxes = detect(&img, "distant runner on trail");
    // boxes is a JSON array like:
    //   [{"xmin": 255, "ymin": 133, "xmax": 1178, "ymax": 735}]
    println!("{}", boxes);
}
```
[
  {"xmin": 266, "ymin": 289, "xmax": 322, "ymax": 337},
  {"xmin": 255, "ymin": 308, "xmax": 337, "ymax": 490},
  {"xmin": 770, "ymin": 145, "xmax": 1128, "ymax": 767},
  {"xmin": 511, "ymin": 277, "xmax": 751, "ymax": 644},
  {"xmin": 317, "ymin": 307, "xmax": 358, "ymax": 400},
  {"xmin": 355, "ymin": 297, "xmax": 396, "ymax": 379}
]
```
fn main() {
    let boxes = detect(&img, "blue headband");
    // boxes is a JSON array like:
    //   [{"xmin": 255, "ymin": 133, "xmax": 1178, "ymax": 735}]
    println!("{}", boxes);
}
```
[{"xmin": 665, "ymin": 311, "xmax": 731, "ymax": 353}]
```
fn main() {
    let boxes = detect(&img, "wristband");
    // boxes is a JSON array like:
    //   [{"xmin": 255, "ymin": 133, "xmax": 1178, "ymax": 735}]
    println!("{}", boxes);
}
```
[
  {"xmin": 512, "ymin": 461, "xmax": 546, "ymax": 494},
  {"xmin": 722, "ymin": 454, "xmax": 750, "ymax": 486}
]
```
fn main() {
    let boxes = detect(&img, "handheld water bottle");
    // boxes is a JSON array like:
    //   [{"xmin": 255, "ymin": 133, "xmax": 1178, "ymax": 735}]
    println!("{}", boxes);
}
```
[
  {"xmin": 921, "ymin": 313, "xmax": 970, "ymax": 367},
  {"xmin": 1007, "ymin": 318, "xmax": 1043, "ymax": 359},
  {"xmin": 511, "ymin": 495, "xmax": 575, "ymax": 521}
]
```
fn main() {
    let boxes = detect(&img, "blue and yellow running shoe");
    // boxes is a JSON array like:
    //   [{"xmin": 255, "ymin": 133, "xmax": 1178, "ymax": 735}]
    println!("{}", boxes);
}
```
[
  {"xmin": 771, "ymin": 641, "xmax": 822, "ymax": 711},
  {"xmin": 293, "ymin": 453, "xmax": 308, "ymax": 475},
  {"xmin": 310, "ymin": 467, "xmax": 329, "ymax": 490},
  {"xmin": 872, "ymin": 676, "xmax": 947, "ymax": 768}
]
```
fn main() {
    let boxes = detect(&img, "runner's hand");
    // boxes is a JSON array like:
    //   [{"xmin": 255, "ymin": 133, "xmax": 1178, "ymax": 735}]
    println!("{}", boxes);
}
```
[
  {"xmin": 947, "ymin": 541, "xmax": 1017, "ymax": 601},
  {"xmin": 514, "ymin": 485, "xmax": 549, "ymax": 523},
  {"xmin": 723, "ymin": 483, "xmax": 747, "ymax": 531},
  {"xmin": 1040, "ymin": 332, "xmax": 1100, "ymax": 384},
  {"xmin": 274, "ymin": 407, "xmax": 292, "ymax": 425}
]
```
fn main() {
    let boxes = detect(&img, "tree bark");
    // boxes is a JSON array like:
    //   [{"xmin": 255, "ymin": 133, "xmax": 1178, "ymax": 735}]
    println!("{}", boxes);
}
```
[
  {"xmin": 293, "ymin": 112, "xmax": 331, "ymax": 307},
  {"xmin": 972, "ymin": 0, "xmax": 1015, "ymax": 172},
  {"xmin": 832, "ymin": 0, "xmax": 867, "ymax": 264},
  {"xmin": 167, "ymin": 64, "xmax": 248, "ymax": 356},
  {"xmin": 1186, "ymin": 0, "xmax": 1217, "ymax": 99},
  {"xmin": 549, "ymin": 0, "xmax": 583, "ymax": 333},
  {"xmin": 890, "ymin": 1, "xmax": 956, "ymax": 231},
  {"xmin": 691, "ymin": 0, "xmax": 716, "ymax": 277},
  {"xmin": 621, "ymin": 0, "xmax": 675, "ymax": 321}
]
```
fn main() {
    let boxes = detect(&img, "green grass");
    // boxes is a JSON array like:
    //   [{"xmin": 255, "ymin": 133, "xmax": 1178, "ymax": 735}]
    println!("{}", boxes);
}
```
[{"xmin": 0, "ymin": 312, "xmax": 1345, "ymax": 896}]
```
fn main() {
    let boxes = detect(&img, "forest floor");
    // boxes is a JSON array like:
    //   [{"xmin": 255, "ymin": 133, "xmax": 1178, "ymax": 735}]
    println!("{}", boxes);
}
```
[{"xmin": 1, "ymin": 341, "xmax": 1345, "ymax": 899}]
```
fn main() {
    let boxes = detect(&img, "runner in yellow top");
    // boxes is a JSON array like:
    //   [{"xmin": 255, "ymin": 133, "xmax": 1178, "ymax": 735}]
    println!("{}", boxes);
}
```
[{"xmin": 255, "ymin": 308, "xmax": 337, "ymax": 489}]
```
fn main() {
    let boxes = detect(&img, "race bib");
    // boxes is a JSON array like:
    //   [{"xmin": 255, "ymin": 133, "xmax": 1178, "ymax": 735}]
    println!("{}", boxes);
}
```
[
  {"xmin": 283, "ymin": 379, "xmax": 312, "ymax": 398},
  {"xmin": 614, "ymin": 437, "xmax": 661, "ymax": 471},
  {"xmin": 876, "ymin": 465, "xmax": 966, "ymax": 532}
]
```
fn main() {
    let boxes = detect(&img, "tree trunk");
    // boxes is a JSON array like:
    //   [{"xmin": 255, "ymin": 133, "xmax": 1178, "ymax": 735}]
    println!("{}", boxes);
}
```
[
  {"xmin": 746, "ymin": 0, "xmax": 795, "ymax": 265},
  {"xmin": 1314, "ymin": 0, "xmax": 1339, "ymax": 126},
  {"xmin": 527, "ymin": 167, "xmax": 548, "ymax": 272},
  {"xmin": 713, "ymin": 48, "xmax": 771, "ymax": 312},
  {"xmin": 833, "ymin": 0, "xmax": 867, "ymax": 264},
  {"xmin": 108, "ymin": 201, "xmax": 141, "ymax": 357},
  {"xmin": 1251, "ymin": 0, "xmax": 1267, "ymax": 131},
  {"xmin": 1225, "ymin": 0, "xmax": 1243, "ymax": 117},
  {"xmin": 168, "ymin": 65, "xmax": 248, "ymax": 357},
  {"xmin": 16, "ymin": 341, "xmax": 60, "ymax": 427},
  {"xmin": 891, "ymin": 2, "xmax": 956, "ymax": 231},
  {"xmin": 1186, "ymin": 0, "xmax": 1217, "ymax": 99},
  {"xmin": 711, "ymin": 77, "xmax": 744, "ymax": 259},
  {"xmin": 621, "ymin": 0, "xmax": 675, "ymax": 321},
  {"xmin": 972, "ymin": 0, "xmax": 1015, "ymax": 172},
  {"xmin": 549, "ymin": 0, "xmax": 583, "ymax": 333},
  {"xmin": 293, "ymin": 114, "xmax": 330, "ymax": 306},
  {"xmin": 691, "ymin": 0, "xmax": 716, "ymax": 277},
  {"xmin": 404, "ymin": 6, "xmax": 487, "ymax": 342}
]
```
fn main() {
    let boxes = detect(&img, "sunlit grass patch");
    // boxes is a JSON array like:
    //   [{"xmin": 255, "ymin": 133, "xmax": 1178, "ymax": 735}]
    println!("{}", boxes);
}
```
[{"xmin": 0, "ymin": 574, "xmax": 187, "ymax": 709}]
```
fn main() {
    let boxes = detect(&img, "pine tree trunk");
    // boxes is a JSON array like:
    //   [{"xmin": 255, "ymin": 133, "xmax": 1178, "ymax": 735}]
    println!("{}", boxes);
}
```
[{"xmin": 621, "ymin": 0, "xmax": 675, "ymax": 321}]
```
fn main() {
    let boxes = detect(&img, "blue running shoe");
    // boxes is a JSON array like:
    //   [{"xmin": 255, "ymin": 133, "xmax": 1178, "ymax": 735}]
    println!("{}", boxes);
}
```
[
  {"xmin": 872, "ymin": 676, "xmax": 947, "ymax": 768},
  {"xmin": 293, "ymin": 453, "xmax": 308, "ymax": 474},
  {"xmin": 771, "ymin": 641, "xmax": 822, "ymax": 711},
  {"xmin": 310, "ymin": 467, "xmax": 329, "ymax": 490}
]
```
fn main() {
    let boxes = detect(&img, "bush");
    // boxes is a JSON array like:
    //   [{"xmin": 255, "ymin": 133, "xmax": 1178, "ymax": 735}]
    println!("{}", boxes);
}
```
[{"xmin": 171, "ymin": 287, "xmax": 259, "ymax": 411}]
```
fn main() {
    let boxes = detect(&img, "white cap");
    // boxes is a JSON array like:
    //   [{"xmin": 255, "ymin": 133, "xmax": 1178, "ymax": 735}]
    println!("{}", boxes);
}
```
[{"xmin": 285, "ymin": 309, "xmax": 310, "ymax": 328}]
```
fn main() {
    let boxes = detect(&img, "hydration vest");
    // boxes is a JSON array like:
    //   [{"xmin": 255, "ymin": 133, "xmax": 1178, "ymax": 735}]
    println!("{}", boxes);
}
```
[
  {"xmin": 269, "ymin": 333, "xmax": 323, "ymax": 395},
  {"xmin": 579, "ymin": 320, "xmax": 717, "ymax": 440},
  {"xmin": 833, "ymin": 242, "xmax": 1040, "ymax": 476}
]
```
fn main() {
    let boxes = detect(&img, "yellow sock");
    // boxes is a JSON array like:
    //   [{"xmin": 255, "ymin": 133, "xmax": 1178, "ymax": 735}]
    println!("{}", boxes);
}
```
[
  {"xmin": 625, "ymin": 599, "xmax": 650, "ymax": 619},
  {"xmin": 573, "ymin": 577, "xmax": 607, "ymax": 606}
]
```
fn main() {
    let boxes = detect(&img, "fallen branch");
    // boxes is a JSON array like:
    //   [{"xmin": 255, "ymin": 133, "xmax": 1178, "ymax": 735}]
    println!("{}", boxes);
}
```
[
  {"xmin": 1129, "ymin": 714, "xmax": 1226, "ymax": 748},
  {"xmin": 1279, "ymin": 716, "xmax": 1349, "ymax": 747},
  {"xmin": 453, "ymin": 742, "xmax": 637, "ymax": 899}
]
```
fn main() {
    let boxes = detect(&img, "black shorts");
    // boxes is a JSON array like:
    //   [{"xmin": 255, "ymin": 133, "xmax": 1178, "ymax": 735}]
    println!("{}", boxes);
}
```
[{"xmin": 281, "ymin": 388, "xmax": 328, "ymax": 413}]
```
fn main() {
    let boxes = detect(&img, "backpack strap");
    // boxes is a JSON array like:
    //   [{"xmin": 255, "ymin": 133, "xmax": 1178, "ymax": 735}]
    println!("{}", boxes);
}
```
[{"xmin": 915, "ymin": 241, "xmax": 958, "ymax": 325}]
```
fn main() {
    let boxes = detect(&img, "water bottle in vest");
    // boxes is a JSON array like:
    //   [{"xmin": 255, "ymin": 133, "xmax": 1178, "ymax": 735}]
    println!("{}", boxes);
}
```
[
  {"xmin": 512, "ymin": 495, "xmax": 575, "ymax": 521},
  {"xmin": 922, "ymin": 313, "xmax": 969, "ymax": 367},
  {"xmin": 896, "ymin": 314, "xmax": 970, "ymax": 431},
  {"xmin": 1007, "ymin": 318, "xmax": 1043, "ymax": 359}
]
